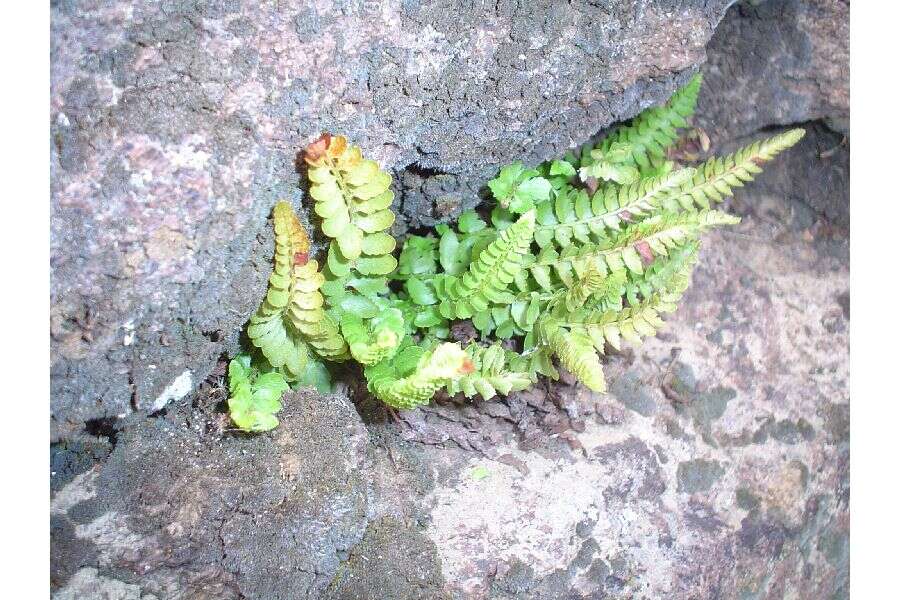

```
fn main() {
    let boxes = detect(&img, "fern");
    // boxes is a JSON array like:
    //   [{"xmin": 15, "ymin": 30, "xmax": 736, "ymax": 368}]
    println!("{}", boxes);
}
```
[
  {"xmin": 303, "ymin": 134, "xmax": 405, "ymax": 365},
  {"xmin": 227, "ymin": 75, "xmax": 805, "ymax": 428},
  {"xmin": 532, "ymin": 167, "xmax": 696, "ymax": 250},
  {"xmin": 661, "ymin": 129, "xmax": 806, "ymax": 211},
  {"xmin": 341, "ymin": 308, "xmax": 405, "ymax": 366},
  {"xmin": 227, "ymin": 354, "xmax": 289, "ymax": 432},
  {"xmin": 434, "ymin": 210, "xmax": 536, "ymax": 319},
  {"xmin": 248, "ymin": 202, "xmax": 317, "ymax": 379},
  {"xmin": 547, "ymin": 328, "xmax": 607, "ymax": 392},
  {"xmin": 527, "ymin": 209, "xmax": 739, "ymax": 293},
  {"xmin": 588, "ymin": 73, "xmax": 703, "ymax": 171},
  {"xmin": 305, "ymin": 133, "xmax": 398, "ymax": 277},
  {"xmin": 443, "ymin": 344, "xmax": 534, "ymax": 400},
  {"xmin": 365, "ymin": 342, "xmax": 474, "ymax": 409},
  {"xmin": 284, "ymin": 258, "xmax": 349, "ymax": 361}
]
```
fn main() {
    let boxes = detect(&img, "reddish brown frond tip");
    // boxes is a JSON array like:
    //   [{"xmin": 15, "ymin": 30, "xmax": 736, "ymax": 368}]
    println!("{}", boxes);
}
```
[
  {"xmin": 304, "ymin": 133, "xmax": 331, "ymax": 164},
  {"xmin": 460, "ymin": 358, "xmax": 475, "ymax": 375}
]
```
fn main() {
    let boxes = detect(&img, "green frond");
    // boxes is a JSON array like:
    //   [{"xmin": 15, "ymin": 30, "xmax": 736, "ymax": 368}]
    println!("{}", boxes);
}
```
[
  {"xmin": 663, "ymin": 128, "xmax": 806, "ymax": 211},
  {"xmin": 341, "ymin": 308, "xmax": 405, "ymax": 366},
  {"xmin": 547, "ymin": 328, "xmax": 607, "ymax": 392},
  {"xmin": 227, "ymin": 354, "xmax": 288, "ymax": 432},
  {"xmin": 532, "ymin": 209, "xmax": 737, "ymax": 280},
  {"xmin": 622, "ymin": 239, "xmax": 699, "ymax": 306},
  {"xmin": 532, "ymin": 167, "xmax": 695, "ymax": 250},
  {"xmin": 443, "ymin": 344, "xmax": 534, "ymax": 400},
  {"xmin": 285, "ymin": 259, "xmax": 350, "ymax": 361},
  {"xmin": 435, "ymin": 210, "xmax": 536, "ymax": 319},
  {"xmin": 365, "ymin": 342, "xmax": 473, "ymax": 409},
  {"xmin": 590, "ymin": 73, "xmax": 702, "ymax": 171},
  {"xmin": 304, "ymin": 134, "xmax": 398, "ymax": 278},
  {"xmin": 555, "ymin": 290, "xmax": 686, "ymax": 354},
  {"xmin": 561, "ymin": 267, "xmax": 615, "ymax": 312},
  {"xmin": 247, "ymin": 202, "xmax": 314, "ymax": 380}
]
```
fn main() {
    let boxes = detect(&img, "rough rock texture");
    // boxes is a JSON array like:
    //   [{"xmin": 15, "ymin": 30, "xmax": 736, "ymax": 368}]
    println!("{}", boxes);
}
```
[
  {"xmin": 50, "ymin": 0, "xmax": 735, "ymax": 440},
  {"xmin": 51, "ymin": 0, "xmax": 850, "ymax": 598},
  {"xmin": 324, "ymin": 516, "xmax": 449, "ymax": 600},
  {"xmin": 696, "ymin": 0, "xmax": 850, "ymax": 139},
  {"xmin": 50, "ymin": 390, "xmax": 372, "ymax": 599}
]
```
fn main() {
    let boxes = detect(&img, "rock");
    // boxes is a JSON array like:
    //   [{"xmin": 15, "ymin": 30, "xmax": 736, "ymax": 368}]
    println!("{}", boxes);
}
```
[
  {"xmin": 677, "ymin": 458, "xmax": 726, "ymax": 494},
  {"xmin": 50, "ymin": 390, "xmax": 371, "ymax": 599},
  {"xmin": 53, "ymin": 567, "xmax": 154, "ymax": 600},
  {"xmin": 323, "ymin": 516, "xmax": 449, "ymax": 600},
  {"xmin": 697, "ymin": 0, "xmax": 850, "ymax": 140},
  {"xmin": 610, "ymin": 371, "xmax": 657, "ymax": 417},
  {"xmin": 722, "ymin": 122, "xmax": 850, "ymax": 231},
  {"xmin": 50, "ymin": 0, "xmax": 735, "ymax": 440}
]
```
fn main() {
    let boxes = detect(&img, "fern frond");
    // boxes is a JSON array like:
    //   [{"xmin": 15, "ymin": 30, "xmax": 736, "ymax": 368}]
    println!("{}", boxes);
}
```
[
  {"xmin": 435, "ymin": 210, "xmax": 536, "ymax": 319},
  {"xmin": 285, "ymin": 259, "xmax": 350, "ymax": 361},
  {"xmin": 591, "ymin": 73, "xmax": 702, "ymax": 171},
  {"xmin": 304, "ymin": 134, "xmax": 398, "ymax": 277},
  {"xmin": 547, "ymin": 328, "xmax": 607, "ymax": 392},
  {"xmin": 247, "ymin": 202, "xmax": 314, "ymax": 380},
  {"xmin": 529, "ymin": 209, "xmax": 737, "ymax": 289},
  {"xmin": 340, "ymin": 308, "xmax": 405, "ymax": 366},
  {"xmin": 558, "ymin": 290, "xmax": 687, "ymax": 353},
  {"xmin": 561, "ymin": 267, "xmax": 613, "ymax": 313},
  {"xmin": 248, "ymin": 202, "xmax": 349, "ymax": 376},
  {"xmin": 304, "ymin": 134, "xmax": 405, "ymax": 360},
  {"xmin": 622, "ymin": 239, "xmax": 699, "ymax": 306},
  {"xmin": 532, "ymin": 167, "xmax": 695, "ymax": 250},
  {"xmin": 443, "ymin": 344, "xmax": 533, "ymax": 400},
  {"xmin": 365, "ymin": 342, "xmax": 473, "ymax": 409},
  {"xmin": 663, "ymin": 128, "xmax": 806, "ymax": 211},
  {"xmin": 227, "ymin": 354, "xmax": 289, "ymax": 432}
]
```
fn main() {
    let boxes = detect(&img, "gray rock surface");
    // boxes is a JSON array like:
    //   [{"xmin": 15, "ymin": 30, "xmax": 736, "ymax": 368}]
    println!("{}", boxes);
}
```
[
  {"xmin": 50, "ymin": 0, "xmax": 734, "ymax": 440},
  {"xmin": 697, "ymin": 0, "xmax": 850, "ymax": 139},
  {"xmin": 51, "ymin": 390, "xmax": 372, "ymax": 599}
]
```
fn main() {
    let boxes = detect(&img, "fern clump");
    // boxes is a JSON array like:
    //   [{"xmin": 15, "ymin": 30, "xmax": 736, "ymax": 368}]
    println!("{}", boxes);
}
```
[{"xmin": 226, "ymin": 73, "xmax": 805, "ymax": 429}]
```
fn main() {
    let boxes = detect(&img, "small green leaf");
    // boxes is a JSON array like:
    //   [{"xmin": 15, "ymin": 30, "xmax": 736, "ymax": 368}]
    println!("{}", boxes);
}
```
[
  {"xmin": 356, "ymin": 209, "xmax": 395, "ymax": 233},
  {"xmin": 360, "ymin": 232, "xmax": 396, "ymax": 256},
  {"xmin": 337, "ymin": 225, "xmax": 363, "ymax": 260},
  {"xmin": 549, "ymin": 160, "xmax": 576, "ymax": 178},
  {"xmin": 438, "ymin": 229, "xmax": 463, "ymax": 274},
  {"xmin": 406, "ymin": 277, "xmax": 437, "ymax": 305},
  {"xmin": 346, "ymin": 277, "xmax": 387, "ymax": 297},
  {"xmin": 472, "ymin": 310, "xmax": 492, "ymax": 332},
  {"xmin": 488, "ymin": 162, "xmax": 525, "ymax": 202},
  {"xmin": 297, "ymin": 359, "xmax": 333, "ymax": 393},
  {"xmin": 356, "ymin": 254, "xmax": 398, "ymax": 276},
  {"xmin": 327, "ymin": 243, "xmax": 352, "ymax": 277},
  {"xmin": 414, "ymin": 307, "xmax": 443, "ymax": 328},
  {"xmin": 509, "ymin": 177, "xmax": 552, "ymax": 213},
  {"xmin": 458, "ymin": 210, "xmax": 487, "ymax": 233},
  {"xmin": 340, "ymin": 295, "xmax": 379, "ymax": 318}
]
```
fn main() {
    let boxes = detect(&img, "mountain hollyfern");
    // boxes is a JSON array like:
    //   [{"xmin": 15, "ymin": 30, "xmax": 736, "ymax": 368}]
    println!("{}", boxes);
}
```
[{"xmin": 227, "ymin": 74, "xmax": 805, "ymax": 429}]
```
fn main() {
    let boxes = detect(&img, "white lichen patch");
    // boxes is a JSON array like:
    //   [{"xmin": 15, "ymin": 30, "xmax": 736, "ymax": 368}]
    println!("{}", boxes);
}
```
[
  {"xmin": 152, "ymin": 370, "xmax": 193, "ymax": 411},
  {"xmin": 75, "ymin": 512, "xmax": 148, "ymax": 568},
  {"xmin": 426, "ymin": 420, "xmax": 680, "ymax": 598},
  {"xmin": 52, "ymin": 567, "xmax": 155, "ymax": 600},
  {"xmin": 51, "ymin": 469, "xmax": 99, "ymax": 516}
]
